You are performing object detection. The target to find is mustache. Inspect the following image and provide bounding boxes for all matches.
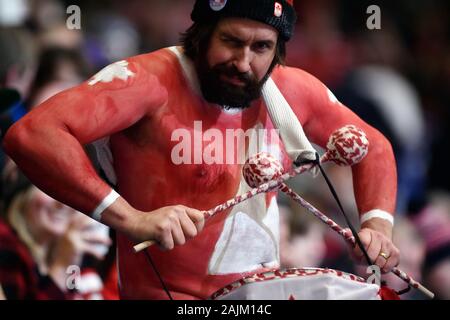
[212,64,256,84]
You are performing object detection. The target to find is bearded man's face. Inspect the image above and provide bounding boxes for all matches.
[196,17,278,109]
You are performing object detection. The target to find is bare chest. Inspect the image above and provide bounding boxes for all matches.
[110,98,270,209]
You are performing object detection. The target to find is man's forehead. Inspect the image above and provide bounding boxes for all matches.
[216,17,278,42]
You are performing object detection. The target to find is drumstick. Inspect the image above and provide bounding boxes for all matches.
[133,125,368,253]
[132,161,317,253]
[243,152,434,299]
[279,184,434,299]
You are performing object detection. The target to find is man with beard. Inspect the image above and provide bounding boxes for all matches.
[4,0,399,299]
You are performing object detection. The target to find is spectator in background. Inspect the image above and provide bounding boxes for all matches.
[424,254,450,300]
[334,22,428,215]
[0,27,37,137]
[0,27,37,100]
[0,27,37,214]
[412,199,450,300]
[26,47,89,108]
[0,178,112,299]
[279,199,326,269]
[83,12,140,68]
[286,0,353,87]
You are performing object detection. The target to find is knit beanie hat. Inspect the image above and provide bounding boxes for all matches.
[191,0,297,41]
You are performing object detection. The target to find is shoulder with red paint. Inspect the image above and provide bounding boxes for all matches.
[121,47,187,88]
[83,47,192,114]
[269,65,341,123]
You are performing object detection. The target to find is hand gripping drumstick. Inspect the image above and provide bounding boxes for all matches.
[133,125,367,252]
[243,152,434,299]
[132,161,317,252]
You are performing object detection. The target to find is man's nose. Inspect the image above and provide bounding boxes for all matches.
[232,47,253,74]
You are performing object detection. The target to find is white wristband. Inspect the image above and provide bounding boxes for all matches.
[91,189,120,222]
[360,209,394,226]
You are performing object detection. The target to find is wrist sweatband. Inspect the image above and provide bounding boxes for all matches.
[360,209,394,226]
[91,189,120,222]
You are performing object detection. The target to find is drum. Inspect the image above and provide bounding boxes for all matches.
[210,268,382,300]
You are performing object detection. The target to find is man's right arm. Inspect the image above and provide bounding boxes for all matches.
[4,56,205,249]
[3,57,167,234]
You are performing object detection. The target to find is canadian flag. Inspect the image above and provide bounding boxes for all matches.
[274,2,283,17]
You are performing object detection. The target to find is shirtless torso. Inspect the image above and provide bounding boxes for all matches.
[4,47,397,299]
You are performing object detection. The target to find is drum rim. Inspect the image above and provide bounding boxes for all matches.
[209,267,367,300]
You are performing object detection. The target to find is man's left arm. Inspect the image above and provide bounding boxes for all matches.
[284,68,399,272]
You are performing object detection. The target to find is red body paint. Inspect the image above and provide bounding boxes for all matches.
[4,48,397,299]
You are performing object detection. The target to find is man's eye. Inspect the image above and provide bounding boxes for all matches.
[222,38,240,47]
[254,42,270,52]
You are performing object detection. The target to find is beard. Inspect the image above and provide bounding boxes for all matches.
[195,56,275,110]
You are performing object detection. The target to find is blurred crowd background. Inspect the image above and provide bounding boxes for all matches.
[0,0,449,300]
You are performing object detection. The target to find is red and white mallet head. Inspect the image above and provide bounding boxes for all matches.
[322,125,369,166]
[243,152,284,188]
